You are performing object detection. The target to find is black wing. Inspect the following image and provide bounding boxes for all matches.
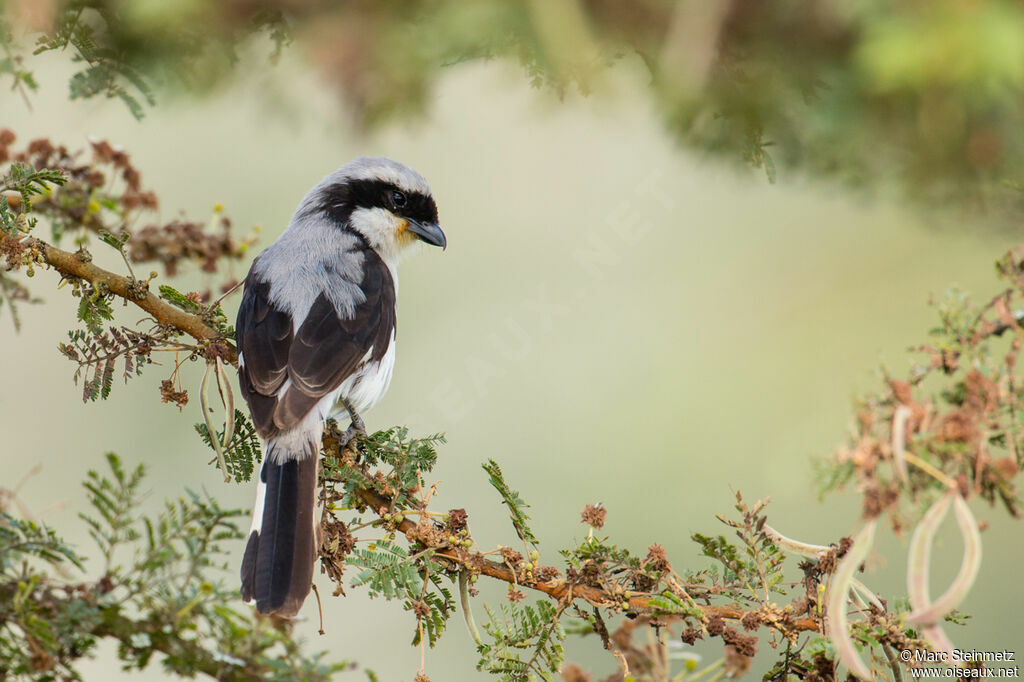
[236,249,396,439]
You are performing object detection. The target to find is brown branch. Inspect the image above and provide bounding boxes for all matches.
[327,438,819,637]
[3,233,236,362]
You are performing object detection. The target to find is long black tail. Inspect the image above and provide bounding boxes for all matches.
[240,455,317,616]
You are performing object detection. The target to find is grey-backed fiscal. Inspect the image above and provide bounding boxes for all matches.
[234,157,446,616]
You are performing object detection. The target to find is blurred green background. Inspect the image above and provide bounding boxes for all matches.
[2,9,1024,679]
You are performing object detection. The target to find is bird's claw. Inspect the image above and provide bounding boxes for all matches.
[338,400,367,450]
[338,422,367,449]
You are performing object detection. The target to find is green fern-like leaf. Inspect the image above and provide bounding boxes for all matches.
[477,600,565,681]
[0,194,17,235]
[77,293,114,335]
[194,410,262,483]
[160,284,232,336]
[646,591,703,619]
[0,513,83,573]
[79,453,146,565]
[37,17,156,120]
[409,583,453,648]
[348,541,454,648]
[482,459,538,546]
[347,541,420,600]
[159,285,203,314]
[1,162,65,235]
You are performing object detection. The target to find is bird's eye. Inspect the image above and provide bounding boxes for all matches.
[390,190,407,209]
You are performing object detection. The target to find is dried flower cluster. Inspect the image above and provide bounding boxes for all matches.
[826,256,1024,527]
[2,129,255,288]
[2,130,244,409]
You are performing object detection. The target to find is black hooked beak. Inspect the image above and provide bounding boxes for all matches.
[406,219,447,250]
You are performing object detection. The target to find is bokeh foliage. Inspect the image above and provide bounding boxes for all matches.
[7,0,1024,216]
[0,454,348,681]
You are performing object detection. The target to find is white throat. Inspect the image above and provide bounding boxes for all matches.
[349,206,410,271]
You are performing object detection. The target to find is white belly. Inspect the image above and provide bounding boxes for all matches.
[331,331,396,418]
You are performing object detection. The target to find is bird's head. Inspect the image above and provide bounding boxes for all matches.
[305,157,445,264]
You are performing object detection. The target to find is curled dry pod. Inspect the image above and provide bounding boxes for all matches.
[763,524,829,557]
[825,520,877,681]
[908,494,982,626]
[765,525,882,609]
[200,360,230,482]
[906,491,953,615]
[214,356,235,449]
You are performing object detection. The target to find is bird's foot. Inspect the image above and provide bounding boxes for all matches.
[338,421,367,450]
[338,400,367,450]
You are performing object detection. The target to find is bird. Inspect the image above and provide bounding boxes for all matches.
[234,157,446,617]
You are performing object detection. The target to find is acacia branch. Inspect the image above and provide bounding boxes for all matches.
[3,233,236,362]
[325,437,819,638]
[9,227,818,639]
